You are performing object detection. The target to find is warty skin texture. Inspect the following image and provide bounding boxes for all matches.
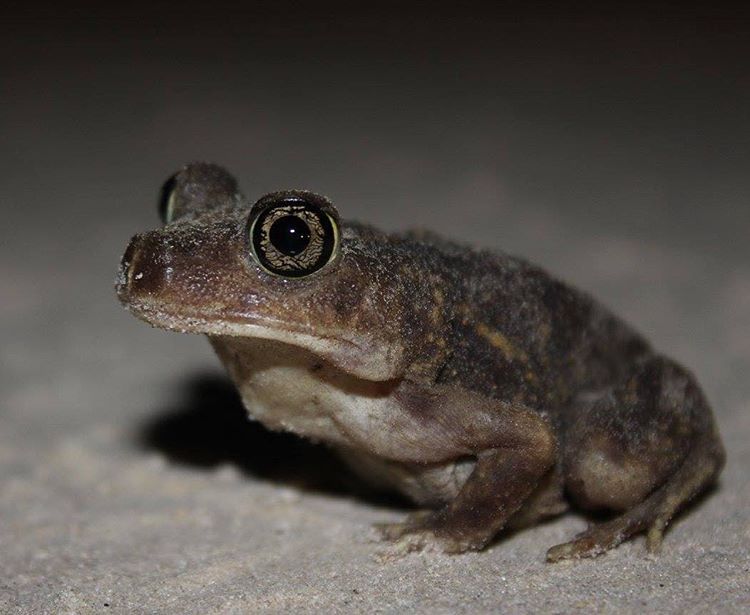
[117,162,725,560]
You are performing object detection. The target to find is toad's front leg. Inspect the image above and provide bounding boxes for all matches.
[375,381,557,554]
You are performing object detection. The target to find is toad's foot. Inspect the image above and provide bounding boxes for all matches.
[545,513,672,562]
[375,512,479,555]
[546,517,634,562]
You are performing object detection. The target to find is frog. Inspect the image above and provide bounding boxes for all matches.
[116,162,725,561]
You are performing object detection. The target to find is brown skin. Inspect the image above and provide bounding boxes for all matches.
[117,162,725,560]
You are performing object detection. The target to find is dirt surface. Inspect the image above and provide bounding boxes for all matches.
[2,6,749,613]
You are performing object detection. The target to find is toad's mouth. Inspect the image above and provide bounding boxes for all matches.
[117,287,402,382]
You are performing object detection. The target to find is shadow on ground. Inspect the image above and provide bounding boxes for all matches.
[138,372,411,510]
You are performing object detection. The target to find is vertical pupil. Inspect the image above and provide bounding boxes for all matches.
[269,215,311,256]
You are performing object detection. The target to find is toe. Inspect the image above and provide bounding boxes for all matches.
[646,523,664,553]
[546,524,624,562]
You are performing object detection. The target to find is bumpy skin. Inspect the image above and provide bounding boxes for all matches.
[117,163,725,560]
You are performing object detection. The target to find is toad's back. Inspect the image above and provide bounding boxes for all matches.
[396,235,652,412]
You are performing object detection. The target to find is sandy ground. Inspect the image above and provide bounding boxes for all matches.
[2,6,749,613]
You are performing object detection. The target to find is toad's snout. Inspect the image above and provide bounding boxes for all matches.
[116,233,172,305]
[115,222,263,327]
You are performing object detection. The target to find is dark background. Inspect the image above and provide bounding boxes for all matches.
[4,3,749,257]
[2,3,749,612]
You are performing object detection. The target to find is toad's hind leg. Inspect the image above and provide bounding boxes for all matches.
[547,355,725,562]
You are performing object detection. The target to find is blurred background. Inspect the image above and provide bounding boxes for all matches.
[2,2,749,612]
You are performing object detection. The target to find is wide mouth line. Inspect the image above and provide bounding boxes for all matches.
[121,295,364,352]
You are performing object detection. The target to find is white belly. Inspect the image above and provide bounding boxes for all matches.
[209,336,399,446]
[208,335,474,504]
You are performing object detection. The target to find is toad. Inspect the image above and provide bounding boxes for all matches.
[116,163,725,561]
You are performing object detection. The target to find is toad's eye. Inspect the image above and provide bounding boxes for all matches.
[249,196,339,277]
